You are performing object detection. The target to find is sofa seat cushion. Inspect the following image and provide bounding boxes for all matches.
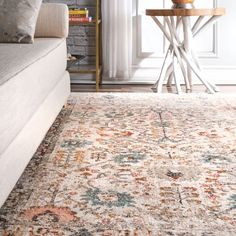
[0,38,66,86]
[0,38,67,155]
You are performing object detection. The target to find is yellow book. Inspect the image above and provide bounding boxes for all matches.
[69,9,88,15]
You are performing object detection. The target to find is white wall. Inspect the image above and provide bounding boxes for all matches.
[131,0,236,85]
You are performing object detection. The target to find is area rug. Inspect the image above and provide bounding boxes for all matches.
[0,93,236,236]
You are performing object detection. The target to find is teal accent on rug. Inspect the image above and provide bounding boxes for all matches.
[0,93,236,235]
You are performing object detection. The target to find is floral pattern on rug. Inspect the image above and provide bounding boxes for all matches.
[0,93,236,236]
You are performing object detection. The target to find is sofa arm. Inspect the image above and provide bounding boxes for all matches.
[35,3,69,38]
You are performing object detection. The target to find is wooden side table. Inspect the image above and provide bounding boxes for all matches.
[146,8,225,94]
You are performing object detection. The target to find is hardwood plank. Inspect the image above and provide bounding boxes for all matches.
[71,84,236,93]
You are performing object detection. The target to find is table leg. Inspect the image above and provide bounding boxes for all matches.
[193,16,221,37]
[166,16,181,87]
[191,49,220,92]
[192,16,204,35]
[179,47,215,94]
[172,53,182,94]
[151,46,172,93]
[150,14,221,94]
[151,16,173,93]
[166,63,174,87]
[182,16,193,90]
[170,16,190,91]
[166,16,188,93]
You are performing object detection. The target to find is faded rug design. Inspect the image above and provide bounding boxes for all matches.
[0,93,236,236]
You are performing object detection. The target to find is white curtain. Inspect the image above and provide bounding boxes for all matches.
[102,0,132,80]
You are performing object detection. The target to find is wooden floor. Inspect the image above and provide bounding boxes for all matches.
[71,83,236,93]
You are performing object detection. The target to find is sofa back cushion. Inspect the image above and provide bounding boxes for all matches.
[0,0,42,43]
[35,3,69,38]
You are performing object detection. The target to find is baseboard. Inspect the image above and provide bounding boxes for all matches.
[70,66,236,85]
[130,66,236,85]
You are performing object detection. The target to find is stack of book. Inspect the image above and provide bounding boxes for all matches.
[69,8,92,23]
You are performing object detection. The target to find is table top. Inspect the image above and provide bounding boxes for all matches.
[146,8,225,16]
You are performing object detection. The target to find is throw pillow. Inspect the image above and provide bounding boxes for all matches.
[0,0,42,43]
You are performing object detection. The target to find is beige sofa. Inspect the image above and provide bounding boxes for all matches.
[0,3,70,207]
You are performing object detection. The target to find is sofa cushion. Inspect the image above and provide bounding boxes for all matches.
[0,38,67,86]
[0,38,67,155]
[35,3,69,38]
[0,0,42,43]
